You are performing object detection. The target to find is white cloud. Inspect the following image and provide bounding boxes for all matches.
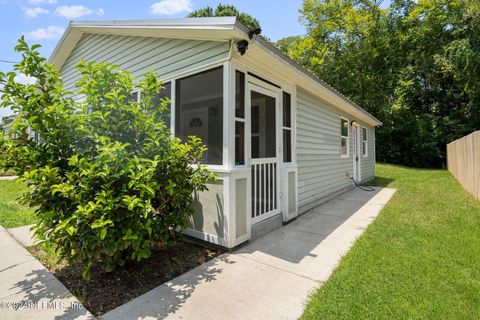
[22,6,49,17]
[27,0,57,4]
[14,73,37,85]
[54,5,105,18]
[54,5,92,18]
[150,0,192,15]
[25,26,65,40]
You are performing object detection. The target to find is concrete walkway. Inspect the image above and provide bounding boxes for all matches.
[0,226,94,320]
[0,176,18,181]
[101,187,396,320]
[7,225,36,248]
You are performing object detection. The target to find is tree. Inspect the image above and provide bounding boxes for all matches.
[287,0,480,167]
[188,4,261,30]
[275,36,303,56]
[0,38,215,279]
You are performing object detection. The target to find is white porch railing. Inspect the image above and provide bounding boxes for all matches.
[251,158,280,223]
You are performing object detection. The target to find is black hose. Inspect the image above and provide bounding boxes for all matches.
[350,177,376,191]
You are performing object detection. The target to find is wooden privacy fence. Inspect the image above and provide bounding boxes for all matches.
[447,131,480,201]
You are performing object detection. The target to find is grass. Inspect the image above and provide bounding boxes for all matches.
[0,169,16,176]
[302,163,480,319]
[0,180,36,228]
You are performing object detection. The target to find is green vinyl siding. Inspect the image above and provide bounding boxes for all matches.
[296,88,376,210]
[60,33,230,96]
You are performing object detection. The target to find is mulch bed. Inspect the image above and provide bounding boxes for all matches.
[31,238,222,316]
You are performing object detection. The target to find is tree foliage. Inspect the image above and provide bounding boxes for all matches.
[0,39,215,278]
[188,4,261,30]
[283,0,480,167]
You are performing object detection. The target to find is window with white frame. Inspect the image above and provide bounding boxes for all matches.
[128,84,171,127]
[362,127,368,156]
[175,67,223,165]
[340,117,349,157]
[282,91,292,163]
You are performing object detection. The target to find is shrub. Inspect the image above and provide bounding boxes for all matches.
[0,38,215,278]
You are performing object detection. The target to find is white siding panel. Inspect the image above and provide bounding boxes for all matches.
[360,124,376,181]
[60,33,230,94]
[296,89,376,209]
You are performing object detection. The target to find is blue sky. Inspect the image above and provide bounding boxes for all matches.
[0,0,306,74]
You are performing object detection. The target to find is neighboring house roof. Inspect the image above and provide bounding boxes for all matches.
[49,17,382,126]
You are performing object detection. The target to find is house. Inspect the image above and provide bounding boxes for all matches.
[50,17,382,249]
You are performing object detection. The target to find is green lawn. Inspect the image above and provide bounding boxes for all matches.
[0,180,36,228]
[302,163,480,319]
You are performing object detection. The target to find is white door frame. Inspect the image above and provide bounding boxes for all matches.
[247,82,282,224]
[352,123,362,182]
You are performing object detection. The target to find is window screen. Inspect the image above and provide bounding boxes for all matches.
[283,92,292,162]
[235,71,245,165]
[175,67,223,165]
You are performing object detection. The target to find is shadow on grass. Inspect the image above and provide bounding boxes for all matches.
[371,176,395,188]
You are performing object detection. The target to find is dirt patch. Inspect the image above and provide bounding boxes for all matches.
[31,238,222,316]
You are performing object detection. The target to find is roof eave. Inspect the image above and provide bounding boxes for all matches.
[48,17,381,127]
[233,20,382,127]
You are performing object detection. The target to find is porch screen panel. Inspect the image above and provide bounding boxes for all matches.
[283,92,292,162]
[251,91,276,159]
[175,67,223,165]
[235,71,245,165]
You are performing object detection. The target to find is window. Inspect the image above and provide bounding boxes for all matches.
[282,92,292,162]
[235,71,245,165]
[128,83,172,128]
[154,82,171,128]
[340,117,349,157]
[362,127,368,157]
[175,67,223,165]
[128,91,140,102]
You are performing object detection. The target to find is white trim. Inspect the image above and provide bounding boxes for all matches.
[248,83,282,225]
[173,64,227,168]
[183,228,229,247]
[352,123,362,182]
[361,126,368,157]
[170,80,176,135]
[161,60,228,86]
[232,55,296,92]
[133,89,141,102]
[280,165,298,222]
[281,90,294,164]
[223,61,231,169]
[292,86,298,164]
[340,116,350,158]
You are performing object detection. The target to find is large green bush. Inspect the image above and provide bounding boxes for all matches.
[0,39,215,278]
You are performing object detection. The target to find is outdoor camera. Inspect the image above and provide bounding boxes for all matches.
[237,40,249,55]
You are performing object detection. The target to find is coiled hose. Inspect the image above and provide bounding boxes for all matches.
[350,177,376,192]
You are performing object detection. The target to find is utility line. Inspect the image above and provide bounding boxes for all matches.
[0,59,18,64]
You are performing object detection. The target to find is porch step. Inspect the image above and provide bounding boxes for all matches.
[251,213,283,241]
